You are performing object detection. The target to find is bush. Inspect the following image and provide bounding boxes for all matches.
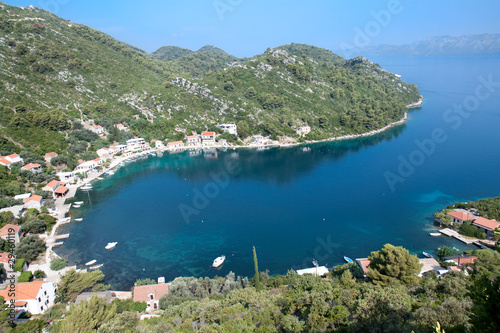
[13,258,25,272]
[34,269,46,278]
[18,271,32,282]
[50,258,67,271]
[15,235,46,262]
[459,221,486,239]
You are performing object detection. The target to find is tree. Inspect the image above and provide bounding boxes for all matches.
[21,219,46,234]
[468,275,500,332]
[251,246,263,290]
[15,235,45,262]
[56,270,109,303]
[437,246,454,259]
[57,295,117,332]
[134,278,156,286]
[367,244,422,285]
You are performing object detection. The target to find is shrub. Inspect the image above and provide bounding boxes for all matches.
[13,258,25,272]
[34,269,46,278]
[18,271,32,282]
[50,258,67,271]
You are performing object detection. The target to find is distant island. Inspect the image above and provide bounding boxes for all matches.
[342,34,500,57]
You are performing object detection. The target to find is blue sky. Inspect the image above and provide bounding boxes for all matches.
[5,0,500,57]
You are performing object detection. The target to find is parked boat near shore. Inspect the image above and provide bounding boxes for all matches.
[85,259,97,266]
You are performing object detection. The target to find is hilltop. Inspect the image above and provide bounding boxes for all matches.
[0,2,420,156]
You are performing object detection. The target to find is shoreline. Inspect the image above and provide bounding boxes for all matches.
[49,97,423,263]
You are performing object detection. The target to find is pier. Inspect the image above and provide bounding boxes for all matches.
[54,233,70,240]
[439,228,475,244]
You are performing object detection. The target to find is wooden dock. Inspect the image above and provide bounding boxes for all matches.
[439,228,475,244]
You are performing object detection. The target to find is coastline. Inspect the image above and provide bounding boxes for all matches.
[48,97,423,261]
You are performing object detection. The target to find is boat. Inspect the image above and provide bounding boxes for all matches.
[108,170,115,175]
[423,252,433,258]
[105,242,118,250]
[75,218,83,222]
[429,232,441,236]
[73,204,80,208]
[80,184,93,191]
[74,201,84,205]
[212,255,226,268]
[85,259,97,266]
[312,259,319,267]
[344,256,353,263]
[89,264,103,270]
[97,177,104,180]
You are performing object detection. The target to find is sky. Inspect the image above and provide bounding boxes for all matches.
[4,0,500,57]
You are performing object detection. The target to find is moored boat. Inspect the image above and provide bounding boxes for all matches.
[74,201,84,205]
[85,259,97,266]
[75,218,83,222]
[344,256,353,263]
[89,264,103,270]
[429,232,441,236]
[423,252,433,258]
[73,204,80,208]
[212,255,226,268]
[80,184,93,191]
[105,242,118,250]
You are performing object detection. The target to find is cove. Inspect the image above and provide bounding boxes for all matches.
[57,55,500,290]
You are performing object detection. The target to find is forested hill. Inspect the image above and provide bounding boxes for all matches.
[0,2,420,154]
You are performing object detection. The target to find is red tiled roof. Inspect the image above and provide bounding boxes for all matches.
[0,158,11,165]
[22,163,41,170]
[0,224,21,237]
[7,154,19,159]
[202,131,215,136]
[25,195,43,203]
[54,186,69,194]
[0,252,13,264]
[151,139,158,142]
[93,158,101,162]
[0,282,43,301]
[13,301,27,307]
[44,152,58,158]
[356,258,371,274]
[168,141,184,146]
[447,211,475,221]
[45,180,59,189]
[133,283,169,302]
[473,217,500,231]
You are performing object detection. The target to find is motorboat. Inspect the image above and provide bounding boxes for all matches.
[105,242,118,250]
[423,252,433,258]
[73,204,80,208]
[429,232,441,236]
[344,256,353,264]
[212,255,226,268]
[89,264,103,270]
[85,259,97,266]
[75,218,83,222]
[74,201,84,205]
[80,184,93,191]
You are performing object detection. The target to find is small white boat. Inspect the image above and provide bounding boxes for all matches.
[108,171,115,175]
[75,218,83,222]
[89,264,103,270]
[73,204,80,208]
[105,242,118,250]
[97,177,104,180]
[429,232,441,236]
[74,201,84,205]
[423,252,433,258]
[212,255,226,268]
[85,259,97,266]
[80,184,93,191]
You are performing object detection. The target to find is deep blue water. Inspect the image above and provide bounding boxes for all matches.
[58,55,500,290]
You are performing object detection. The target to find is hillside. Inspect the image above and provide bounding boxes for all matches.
[0,2,420,155]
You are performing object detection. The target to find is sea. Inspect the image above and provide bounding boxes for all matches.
[57,55,500,290]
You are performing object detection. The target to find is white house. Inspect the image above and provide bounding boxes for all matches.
[0,224,22,244]
[185,135,201,146]
[201,131,216,145]
[296,126,311,136]
[115,123,128,131]
[74,158,102,173]
[0,281,58,315]
[21,163,42,173]
[252,135,269,145]
[90,125,105,135]
[150,139,164,149]
[42,180,60,193]
[0,154,23,168]
[126,138,147,152]
[44,152,58,163]
[218,124,237,135]
[167,141,184,149]
[24,195,44,210]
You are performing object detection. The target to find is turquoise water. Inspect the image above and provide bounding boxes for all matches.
[58,55,500,290]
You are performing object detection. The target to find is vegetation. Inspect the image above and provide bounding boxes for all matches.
[50,258,67,271]
[56,270,109,303]
[13,258,25,272]
[17,271,32,282]
[459,221,486,239]
[15,235,45,262]
[453,196,500,221]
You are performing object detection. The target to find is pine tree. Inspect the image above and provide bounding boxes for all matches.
[251,246,263,290]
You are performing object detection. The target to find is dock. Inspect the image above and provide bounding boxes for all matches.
[439,228,475,244]
[52,242,64,247]
[54,234,70,240]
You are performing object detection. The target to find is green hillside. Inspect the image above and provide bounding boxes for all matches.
[0,2,420,156]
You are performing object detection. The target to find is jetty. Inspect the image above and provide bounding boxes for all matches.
[439,228,475,244]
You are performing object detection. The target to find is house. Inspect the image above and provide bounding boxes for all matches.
[419,258,447,277]
[201,131,216,145]
[0,281,58,315]
[96,148,111,161]
[356,258,371,277]
[75,291,115,305]
[150,139,164,149]
[0,154,23,168]
[44,152,58,163]
[14,193,32,203]
[42,180,60,193]
[0,157,11,167]
[90,125,105,135]
[296,126,311,136]
[296,266,329,276]
[0,253,26,272]
[218,124,237,135]
[167,141,184,149]
[115,123,128,131]
[252,135,269,145]
[126,138,147,152]
[185,135,201,146]
[21,163,42,173]
[0,224,23,244]
[443,255,478,266]
[75,159,102,173]
[472,217,500,238]
[24,195,44,210]
[447,211,476,224]
[133,283,170,312]
[54,186,69,198]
